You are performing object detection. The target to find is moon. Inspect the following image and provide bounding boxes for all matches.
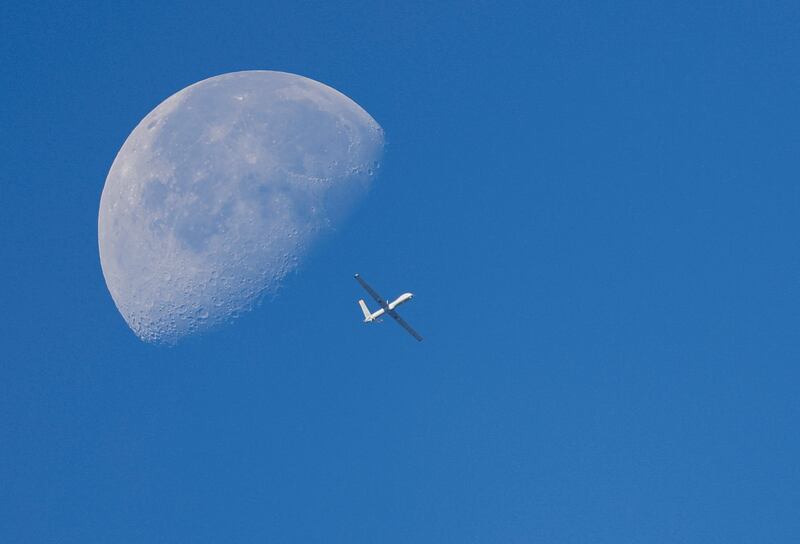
[98,71,384,344]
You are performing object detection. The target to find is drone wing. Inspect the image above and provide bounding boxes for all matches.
[354,274,388,309]
[388,310,424,342]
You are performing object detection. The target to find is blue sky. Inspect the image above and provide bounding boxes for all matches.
[2,1,799,542]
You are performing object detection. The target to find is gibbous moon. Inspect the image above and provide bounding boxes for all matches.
[98,71,384,344]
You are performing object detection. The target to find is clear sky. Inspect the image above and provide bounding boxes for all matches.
[2,2,799,542]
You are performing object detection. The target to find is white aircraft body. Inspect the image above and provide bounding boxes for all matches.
[355,274,423,342]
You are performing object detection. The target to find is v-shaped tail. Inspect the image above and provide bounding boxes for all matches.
[358,299,372,320]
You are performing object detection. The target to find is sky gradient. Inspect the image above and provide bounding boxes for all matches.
[2,2,799,542]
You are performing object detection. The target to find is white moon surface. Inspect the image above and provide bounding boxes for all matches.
[98,71,383,344]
